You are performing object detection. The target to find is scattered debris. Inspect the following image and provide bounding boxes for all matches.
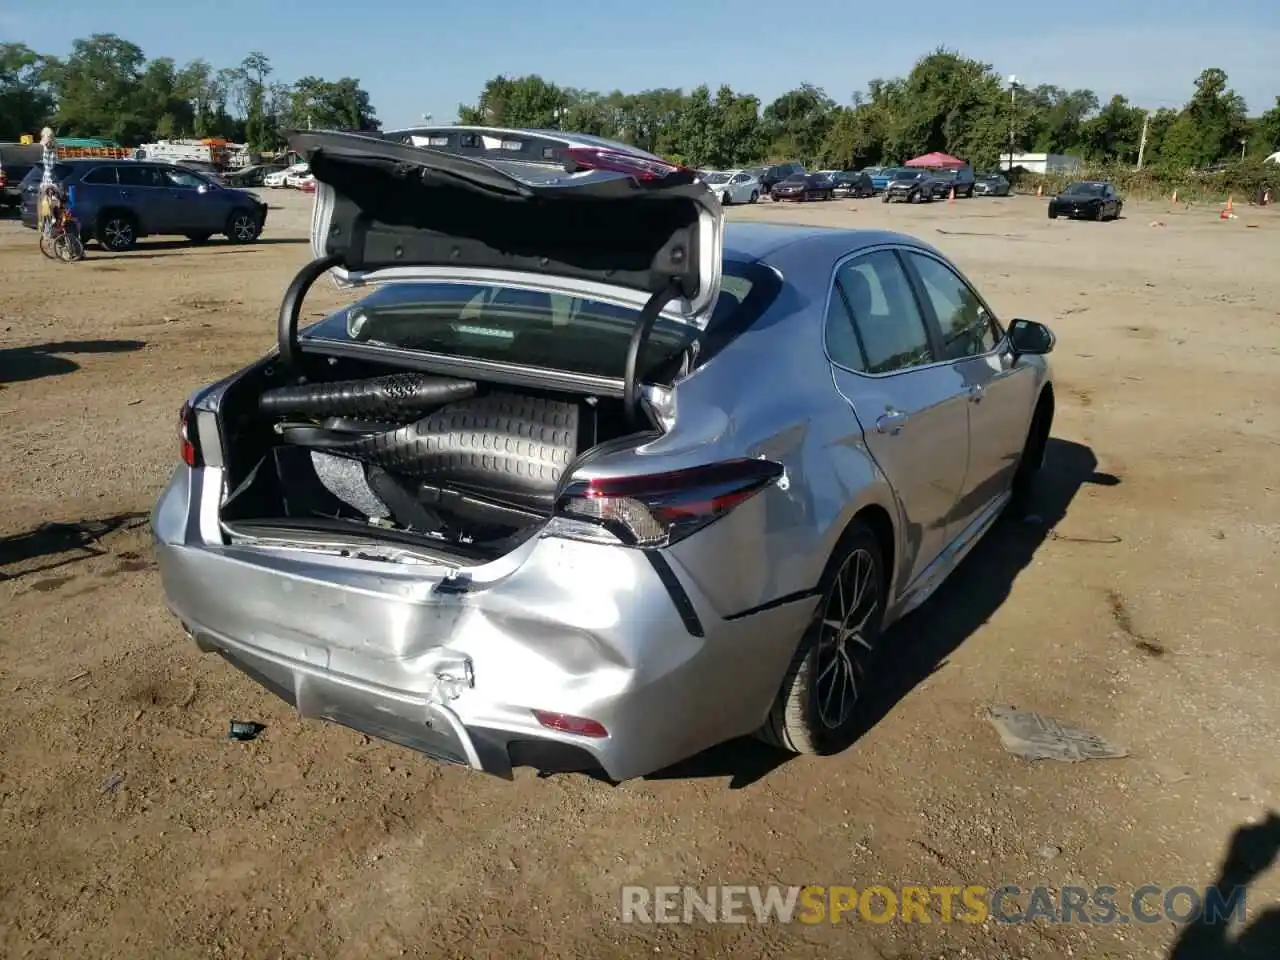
[987,705,1128,762]
[1039,844,1062,859]
[100,772,125,795]
[228,720,266,742]
[66,670,89,683]
[1149,221,1166,228]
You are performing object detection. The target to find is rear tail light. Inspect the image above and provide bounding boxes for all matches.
[555,458,783,547]
[178,400,202,468]
[562,147,693,184]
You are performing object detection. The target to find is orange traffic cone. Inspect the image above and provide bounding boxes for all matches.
[948,186,956,204]
[1220,195,1234,220]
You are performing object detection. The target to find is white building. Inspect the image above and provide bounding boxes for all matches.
[1000,152,1083,175]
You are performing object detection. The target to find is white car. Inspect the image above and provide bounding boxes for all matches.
[265,162,308,188]
[285,171,315,189]
[701,169,761,205]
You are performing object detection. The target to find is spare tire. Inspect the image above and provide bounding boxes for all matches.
[315,393,581,509]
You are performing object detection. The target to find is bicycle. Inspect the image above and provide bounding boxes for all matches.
[39,205,86,263]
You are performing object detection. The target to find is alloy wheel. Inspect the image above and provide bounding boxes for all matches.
[231,213,258,241]
[814,547,879,730]
[104,219,133,250]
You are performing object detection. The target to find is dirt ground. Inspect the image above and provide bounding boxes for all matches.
[1,188,1277,960]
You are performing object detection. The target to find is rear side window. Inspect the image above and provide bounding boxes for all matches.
[827,251,935,374]
[21,163,73,186]
[306,261,778,378]
[81,166,118,185]
[117,165,164,188]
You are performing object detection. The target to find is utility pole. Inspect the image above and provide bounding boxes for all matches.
[1136,111,1150,170]
[1008,75,1017,172]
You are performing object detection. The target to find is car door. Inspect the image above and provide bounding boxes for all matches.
[115,164,169,233]
[825,248,971,591]
[158,166,223,234]
[730,173,751,202]
[902,250,1038,533]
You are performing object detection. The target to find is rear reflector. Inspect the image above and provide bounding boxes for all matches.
[533,710,608,738]
[556,458,783,548]
[178,400,202,468]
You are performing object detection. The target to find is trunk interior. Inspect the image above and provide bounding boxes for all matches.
[215,352,654,561]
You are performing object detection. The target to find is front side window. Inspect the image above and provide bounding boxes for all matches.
[906,253,999,360]
[161,168,208,189]
[826,250,935,374]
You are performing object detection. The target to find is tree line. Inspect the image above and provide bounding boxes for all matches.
[4,36,1278,176]
[458,53,1279,174]
[0,35,378,150]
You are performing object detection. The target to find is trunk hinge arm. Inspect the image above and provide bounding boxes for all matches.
[623,279,684,430]
[277,254,344,381]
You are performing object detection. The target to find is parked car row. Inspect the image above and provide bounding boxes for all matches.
[697,160,1017,205]
[263,161,314,189]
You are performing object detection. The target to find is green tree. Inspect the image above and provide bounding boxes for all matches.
[1251,97,1280,155]
[289,76,378,131]
[762,84,835,164]
[0,43,56,138]
[1080,95,1146,163]
[48,34,149,142]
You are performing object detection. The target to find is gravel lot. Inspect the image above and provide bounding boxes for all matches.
[1,189,1278,959]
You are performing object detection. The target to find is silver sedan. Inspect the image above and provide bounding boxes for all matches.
[154,129,1055,781]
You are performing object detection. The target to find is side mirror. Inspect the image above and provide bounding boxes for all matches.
[1008,318,1055,356]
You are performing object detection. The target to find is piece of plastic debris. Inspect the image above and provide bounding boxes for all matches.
[1039,845,1062,859]
[101,772,125,795]
[228,720,266,742]
[1149,221,1165,227]
[987,705,1128,762]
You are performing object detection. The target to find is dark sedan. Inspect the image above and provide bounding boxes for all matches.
[771,173,834,202]
[973,172,1011,196]
[832,170,875,198]
[1048,181,1123,220]
[882,169,939,203]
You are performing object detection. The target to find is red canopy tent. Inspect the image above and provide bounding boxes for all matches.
[904,151,965,169]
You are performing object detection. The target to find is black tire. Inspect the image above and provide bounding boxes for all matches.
[306,392,580,501]
[187,232,212,244]
[97,211,137,251]
[749,191,759,204]
[225,209,261,243]
[1094,204,1106,222]
[882,193,891,203]
[721,191,732,206]
[1010,395,1053,511]
[909,190,922,204]
[1048,208,1058,220]
[757,521,887,755]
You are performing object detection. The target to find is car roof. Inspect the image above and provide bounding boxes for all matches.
[723,222,927,262]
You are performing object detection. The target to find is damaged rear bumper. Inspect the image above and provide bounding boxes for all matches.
[153,466,817,781]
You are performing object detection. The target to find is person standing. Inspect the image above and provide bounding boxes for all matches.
[38,127,58,238]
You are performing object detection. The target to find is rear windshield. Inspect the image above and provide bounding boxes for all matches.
[20,163,73,185]
[303,262,779,378]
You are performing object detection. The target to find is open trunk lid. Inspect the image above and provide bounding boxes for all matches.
[291,130,724,328]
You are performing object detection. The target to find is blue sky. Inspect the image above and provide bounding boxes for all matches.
[5,0,1277,128]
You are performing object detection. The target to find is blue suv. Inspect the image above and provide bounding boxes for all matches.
[20,159,268,250]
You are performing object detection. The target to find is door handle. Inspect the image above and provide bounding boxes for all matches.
[876,409,909,435]
[967,384,985,403]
